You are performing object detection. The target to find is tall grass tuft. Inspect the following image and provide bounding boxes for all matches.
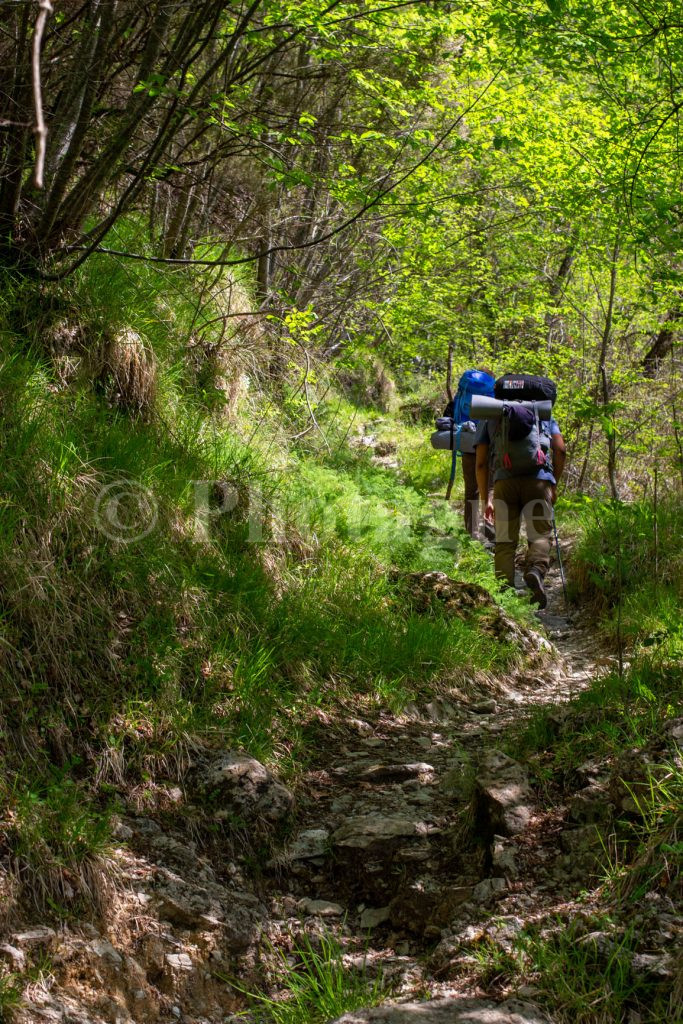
[235,932,388,1024]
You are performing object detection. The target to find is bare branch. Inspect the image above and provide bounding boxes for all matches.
[31,0,53,189]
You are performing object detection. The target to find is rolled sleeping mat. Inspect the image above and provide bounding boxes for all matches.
[431,431,455,450]
[470,395,552,420]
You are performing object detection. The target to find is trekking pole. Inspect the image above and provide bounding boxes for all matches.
[551,511,569,613]
[445,445,457,500]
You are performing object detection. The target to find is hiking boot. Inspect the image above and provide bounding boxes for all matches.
[524,567,547,609]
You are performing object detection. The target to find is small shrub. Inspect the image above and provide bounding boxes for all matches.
[620,760,683,901]
[0,972,23,1017]
[93,327,157,417]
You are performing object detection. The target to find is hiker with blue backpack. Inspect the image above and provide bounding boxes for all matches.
[431,369,496,539]
[473,374,566,608]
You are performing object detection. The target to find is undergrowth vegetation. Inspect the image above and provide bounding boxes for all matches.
[515,663,681,898]
[520,921,673,1024]
[451,907,677,1024]
[494,500,683,1024]
[570,496,683,653]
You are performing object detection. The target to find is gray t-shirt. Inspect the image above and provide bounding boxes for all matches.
[474,417,561,484]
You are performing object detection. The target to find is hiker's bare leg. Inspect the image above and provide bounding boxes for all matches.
[484,487,495,544]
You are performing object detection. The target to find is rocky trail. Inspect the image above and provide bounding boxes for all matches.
[248,564,607,1024]
[8,554,661,1024]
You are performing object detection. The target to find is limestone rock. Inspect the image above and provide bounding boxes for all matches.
[149,833,212,878]
[356,763,434,784]
[219,890,266,950]
[328,996,553,1023]
[348,718,374,736]
[10,926,56,948]
[359,906,391,929]
[274,828,330,864]
[165,951,193,972]
[472,877,507,902]
[473,699,497,715]
[88,938,123,968]
[332,815,439,850]
[568,785,612,824]
[664,717,683,748]
[197,752,294,825]
[475,751,534,837]
[630,952,674,979]
[0,942,26,969]
[492,835,519,878]
[154,877,265,949]
[300,899,344,917]
[131,815,162,836]
[484,916,525,954]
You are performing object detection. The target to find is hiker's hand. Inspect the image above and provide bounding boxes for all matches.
[550,485,557,505]
[484,501,495,523]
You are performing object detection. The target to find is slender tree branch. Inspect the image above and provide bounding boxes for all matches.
[47,68,503,277]
[30,0,53,189]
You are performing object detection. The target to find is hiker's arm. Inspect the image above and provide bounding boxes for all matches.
[476,443,493,519]
[551,432,566,501]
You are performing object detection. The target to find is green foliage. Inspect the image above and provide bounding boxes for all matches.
[571,497,683,649]
[460,915,675,1024]
[618,760,683,903]
[514,663,680,786]
[4,774,112,868]
[0,771,113,914]
[0,973,23,1017]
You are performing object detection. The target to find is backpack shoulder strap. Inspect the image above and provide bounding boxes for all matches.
[501,407,512,470]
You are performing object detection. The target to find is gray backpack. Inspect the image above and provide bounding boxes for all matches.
[491,403,553,476]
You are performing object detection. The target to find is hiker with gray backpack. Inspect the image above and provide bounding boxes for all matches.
[473,374,566,608]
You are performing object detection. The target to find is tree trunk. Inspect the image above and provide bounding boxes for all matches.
[0,6,31,248]
[545,236,576,348]
[598,238,620,500]
[643,309,681,377]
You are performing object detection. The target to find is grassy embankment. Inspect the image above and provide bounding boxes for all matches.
[0,227,529,929]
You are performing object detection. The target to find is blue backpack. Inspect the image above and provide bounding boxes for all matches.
[439,370,495,499]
